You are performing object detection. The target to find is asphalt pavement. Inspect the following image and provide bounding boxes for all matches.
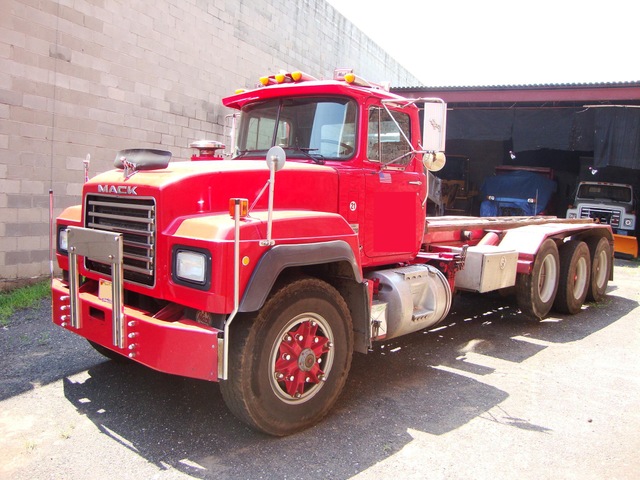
[1,259,638,480]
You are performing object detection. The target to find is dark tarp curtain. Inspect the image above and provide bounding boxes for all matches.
[512,108,595,152]
[447,110,514,141]
[448,108,595,151]
[512,109,576,151]
[594,107,640,169]
[446,106,640,169]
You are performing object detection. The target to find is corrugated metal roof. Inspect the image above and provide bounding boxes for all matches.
[391,81,640,105]
[394,80,640,91]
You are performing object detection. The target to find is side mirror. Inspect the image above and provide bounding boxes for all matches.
[422,99,447,152]
[266,145,286,172]
[263,146,286,246]
[423,152,446,172]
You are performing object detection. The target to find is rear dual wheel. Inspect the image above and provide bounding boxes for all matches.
[585,236,611,302]
[220,278,353,436]
[553,240,591,314]
[517,237,609,319]
[516,239,560,319]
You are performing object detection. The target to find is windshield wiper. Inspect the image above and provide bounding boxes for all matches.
[289,146,325,165]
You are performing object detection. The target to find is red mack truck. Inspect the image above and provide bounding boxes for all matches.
[52,69,614,436]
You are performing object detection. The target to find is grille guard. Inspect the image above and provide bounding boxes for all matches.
[67,226,126,348]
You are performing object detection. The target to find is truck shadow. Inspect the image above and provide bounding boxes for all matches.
[61,286,638,479]
[0,298,104,402]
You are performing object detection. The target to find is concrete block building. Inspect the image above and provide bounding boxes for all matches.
[0,0,421,289]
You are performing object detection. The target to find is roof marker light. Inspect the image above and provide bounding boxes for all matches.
[259,76,270,86]
[275,73,286,83]
[291,71,302,81]
[344,73,355,84]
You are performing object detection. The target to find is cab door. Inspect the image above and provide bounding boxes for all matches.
[363,105,425,263]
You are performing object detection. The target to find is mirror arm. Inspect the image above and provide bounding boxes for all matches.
[381,102,412,148]
[382,149,416,167]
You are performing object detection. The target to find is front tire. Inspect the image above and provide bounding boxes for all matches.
[87,340,131,363]
[553,240,591,314]
[220,278,353,436]
[516,238,560,319]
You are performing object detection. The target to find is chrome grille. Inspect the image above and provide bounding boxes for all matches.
[579,206,621,227]
[85,194,156,286]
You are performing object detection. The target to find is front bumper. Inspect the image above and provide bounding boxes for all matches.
[52,278,221,381]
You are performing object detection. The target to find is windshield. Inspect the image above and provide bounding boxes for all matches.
[234,97,357,161]
[577,184,632,203]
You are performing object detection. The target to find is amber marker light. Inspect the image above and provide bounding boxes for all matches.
[259,76,270,86]
[275,73,286,83]
[344,73,355,84]
[235,88,245,94]
[291,71,302,81]
[229,198,249,218]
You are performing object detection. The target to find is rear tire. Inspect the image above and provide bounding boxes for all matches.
[516,239,560,319]
[220,278,353,436]
[585,236,611,302]
[553,240,591,314]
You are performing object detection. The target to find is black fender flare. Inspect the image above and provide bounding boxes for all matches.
[239,240,362,313]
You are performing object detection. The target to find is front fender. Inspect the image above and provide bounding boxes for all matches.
[240,240,362,312]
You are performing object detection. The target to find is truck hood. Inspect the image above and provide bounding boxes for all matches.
[87,159,333,189]
[83,159,340,224]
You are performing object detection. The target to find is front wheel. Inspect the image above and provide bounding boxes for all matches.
[220,278,353,436]
[87,340,131,363]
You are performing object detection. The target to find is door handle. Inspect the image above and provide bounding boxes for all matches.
[408,180,422,186]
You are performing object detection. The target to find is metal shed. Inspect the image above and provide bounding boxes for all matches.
[393,82,640,228]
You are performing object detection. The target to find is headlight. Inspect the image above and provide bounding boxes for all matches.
[172,246,211,289]
[58,226,68,254]
[177,251,206,282]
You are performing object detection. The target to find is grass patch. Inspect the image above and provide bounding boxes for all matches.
[0,280,51,326]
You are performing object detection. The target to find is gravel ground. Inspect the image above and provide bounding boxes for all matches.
[1,259,639,480]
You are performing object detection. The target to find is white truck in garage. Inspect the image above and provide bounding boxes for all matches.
[567,181,638,258]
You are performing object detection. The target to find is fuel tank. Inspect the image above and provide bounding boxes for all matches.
[367,264,452,340]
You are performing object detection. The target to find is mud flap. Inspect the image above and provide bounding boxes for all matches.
[613,233,638,259]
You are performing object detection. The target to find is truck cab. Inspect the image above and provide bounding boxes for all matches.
[480,166,556,217]
[222,71,444,266]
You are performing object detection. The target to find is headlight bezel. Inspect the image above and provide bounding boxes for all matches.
[172,245,212,290]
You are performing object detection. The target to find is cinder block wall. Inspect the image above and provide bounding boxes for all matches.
[0,0,421,289]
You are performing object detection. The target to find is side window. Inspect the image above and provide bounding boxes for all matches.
[367,107,412,165]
